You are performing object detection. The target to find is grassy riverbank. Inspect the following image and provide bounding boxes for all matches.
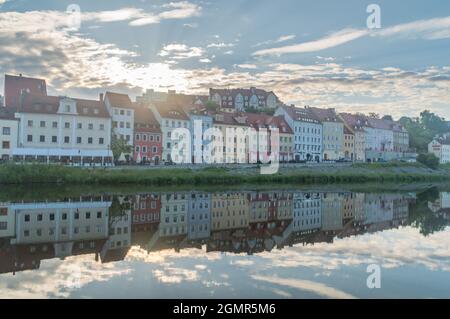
[0,162,449,186]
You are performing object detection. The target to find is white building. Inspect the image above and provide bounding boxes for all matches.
[0,107,18,161]
[187,192,211,240]
[10,199,111,247]
[292,192,322,232]
[309,108,344,161]
[429,138,450,164]
[13,94,113,165]
[104,92,135,147]
[275,105,322,162]
[151,101,191,163]
[0,203,15,239]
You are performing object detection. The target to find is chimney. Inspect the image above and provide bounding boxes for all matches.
[99,93,104,102]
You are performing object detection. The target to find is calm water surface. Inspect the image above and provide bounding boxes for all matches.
[0,185,449,298]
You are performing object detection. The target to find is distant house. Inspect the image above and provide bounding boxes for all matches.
[429,137,450,164]
[4,74,47,108]
[339,113,366,162]
[136,89,208,106]
[209,87,280,112]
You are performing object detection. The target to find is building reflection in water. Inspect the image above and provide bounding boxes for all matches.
[0,189,449,275]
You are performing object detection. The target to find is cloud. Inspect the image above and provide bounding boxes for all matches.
[276,34,296,43]
[253,29,368,56]
[253,16,450,56]
[207,42,234,49]
[252,275,356,299]
[159,1,202,20]
[235,64,258,69]
[159,43,204,59]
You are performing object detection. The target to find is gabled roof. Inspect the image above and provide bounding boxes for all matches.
[4,74,47,107]
[152,101,190,121]
[367,117,394,131]
[339,113,367,131]
[19,93,110,118]
[105,91,133,109]
[280,104,320,124]
[309,107,342,123]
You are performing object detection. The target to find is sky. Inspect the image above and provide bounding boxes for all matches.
[0,0,449,119]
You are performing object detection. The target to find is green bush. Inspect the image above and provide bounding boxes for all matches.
[417,153,440,169]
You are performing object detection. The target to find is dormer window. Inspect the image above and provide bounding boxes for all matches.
[65,105,71,112]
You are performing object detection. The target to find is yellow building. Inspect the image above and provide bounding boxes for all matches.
[211,192,249,231]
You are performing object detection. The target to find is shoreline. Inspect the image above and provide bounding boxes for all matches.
[0,162,449,186]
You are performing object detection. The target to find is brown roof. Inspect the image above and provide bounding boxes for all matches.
[4,74,47,107]
[152,101,190,121]
[245,113,293,134]
[132,102,161,133]
[367,117,394,130]
[212,111,249,127]
[105,91,133,109]
[344,126,354,135]
[280,104,320,123]
[20,93,110,118]
[309,107,342,123]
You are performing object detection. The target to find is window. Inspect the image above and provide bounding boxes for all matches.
[99,124,105,131]
[88,123,93,130]
[40,135,45,143]
[74,212,79,219]
[2,141,10,149]
[62,213,67,220]
[64,136,70,144]
[24,214,30,222]
[27,120,33,127]
[127,110,131,116]
[2,127,10,135]
[77,137,82,144]
[88,137,93,144]
[86,212,91,219]
[99,138,104,145]
[40,121,46,128]
[0,222,7,230]
[65,122,70,129]
[37,214,43,221]
[65,105,71,112]
[120,110,125,115]
[52,136,57,143]
[126,122,131,129]
[27,135,33,142]
[77,123,82,129]
[50,213,55,221]
[52,121,58,128]
[97,211,102,218]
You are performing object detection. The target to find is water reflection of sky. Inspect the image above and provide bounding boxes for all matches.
[1,188,450,298]
[1,226,449,299]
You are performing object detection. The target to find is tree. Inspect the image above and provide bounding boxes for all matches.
[111,136,132,160]
[205,101,219,111]
[417,153,440,169]
[382,115,393,121]
[369,112,380,119]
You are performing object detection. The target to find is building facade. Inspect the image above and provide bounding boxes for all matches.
[133,103,162,164]
[13,94,113,165]
[275,105,322,162]
[429,138,450,164]
[310,107,344,161]
[150,102,191,163]
[104,92,135,147]
[0,107,18,161]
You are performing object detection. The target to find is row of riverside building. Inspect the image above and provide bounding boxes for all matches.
[0,74,415,166]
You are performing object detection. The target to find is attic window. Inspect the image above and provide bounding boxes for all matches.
[65,105,71,112]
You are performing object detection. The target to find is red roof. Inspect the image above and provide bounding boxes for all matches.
[245,113,293,134]
[20,93,110,118]
[105,91,133,109]
[4,74,47,107]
